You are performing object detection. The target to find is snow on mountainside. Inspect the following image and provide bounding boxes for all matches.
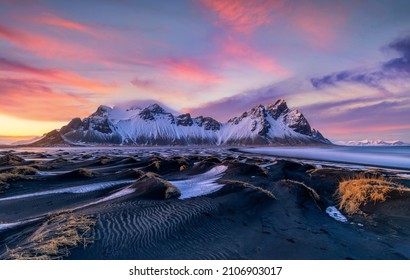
[220,99,328,145]
[335,140,409,146]
[30,99,331,146]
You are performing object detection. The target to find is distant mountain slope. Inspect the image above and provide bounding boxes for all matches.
[11,135,45,145]
[30,99,331,146]
[335,139,408,146]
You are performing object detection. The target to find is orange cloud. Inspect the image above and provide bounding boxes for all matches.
[166,59,222,84]
[201,0,286,33]
[0,78,95,121]
[0,58,113,92]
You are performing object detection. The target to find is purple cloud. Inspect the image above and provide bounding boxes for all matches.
[311,34,410,90]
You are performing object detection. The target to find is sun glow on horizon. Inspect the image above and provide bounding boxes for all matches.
[0,114,65,137]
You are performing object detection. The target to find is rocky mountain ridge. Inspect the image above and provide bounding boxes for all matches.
[30,99,331,146]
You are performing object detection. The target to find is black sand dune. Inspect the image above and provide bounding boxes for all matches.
[0,148,409,260]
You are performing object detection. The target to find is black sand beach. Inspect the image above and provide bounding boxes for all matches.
[0,147,409,260]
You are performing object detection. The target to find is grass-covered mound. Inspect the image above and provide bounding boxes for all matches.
[4,212,96,260]
[336,176,405,215]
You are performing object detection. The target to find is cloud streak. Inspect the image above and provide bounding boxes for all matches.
[0,57,113,92]
[383,35,410,73]
[165,58,222,84]
[25,14,94,33]
[201,0,286,33]
[0,78,95,121]
[310,34,410,90]
[220,35,291,76]
[185,79,299,121]
[289,2,346,50]
[200,0,346,49]
[0,24,98,62]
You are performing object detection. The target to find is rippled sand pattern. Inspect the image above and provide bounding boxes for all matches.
[77,198,239,259]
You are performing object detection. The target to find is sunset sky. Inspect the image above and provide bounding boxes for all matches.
[1,0,410,143]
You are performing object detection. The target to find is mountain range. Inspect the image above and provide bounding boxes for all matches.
[30,99,331,146]
[335,140,409,146]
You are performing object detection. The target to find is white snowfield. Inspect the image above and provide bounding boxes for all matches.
[326,206,348,223]
[170,165,228,199]
[0,180,135,202]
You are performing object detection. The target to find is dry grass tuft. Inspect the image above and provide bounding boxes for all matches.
[144,172,159,178]
[77,168,95,178]
[220,179,276,199]
[153,160,161,171]
[0,172,24,182]
[336,175,404,215]
[99,156,110,165]
[0,154,25,165]
[0,166,38,192]
[281,179,321,201]
[10,166,38,175]
[0,180,10,193]
[4,212,96,260]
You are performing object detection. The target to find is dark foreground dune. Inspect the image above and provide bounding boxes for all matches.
[0,147,409,260]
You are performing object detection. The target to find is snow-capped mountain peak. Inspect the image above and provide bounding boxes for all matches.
[267,98,289,120]
[32,99,331,146]
[146,103,166,114]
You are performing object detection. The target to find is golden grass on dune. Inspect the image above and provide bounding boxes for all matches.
[76,168,95,178]
[280,179,322,210]
[0,166,38,193]
[99,156,110,165]
[5,212,96,260]
[220,179,276,199]
[281,179,321,201]
[10,166,38,175]
[336,175,405,215]
[0,173,24,193]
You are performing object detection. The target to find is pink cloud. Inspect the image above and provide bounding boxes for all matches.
[200,0,346,50]
[21,13,118,40]
[165,58,222,84]
[220,35,291,76]
[27,14,92,33]
[201,0,286,33]
[290,3,346,50]
[0,78,96,121]
[129,76,209,108]
[0,24,100,62]
[0,57,114,92]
